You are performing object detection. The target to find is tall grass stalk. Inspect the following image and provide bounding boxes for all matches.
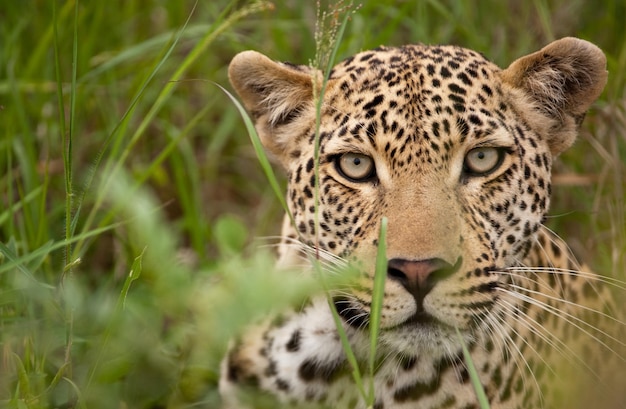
[309,2,378,404]
[456,327,490,408]
[311,1,355,253]
[52,0,79,388]
[217,84,294,226]
[367,217,388,404]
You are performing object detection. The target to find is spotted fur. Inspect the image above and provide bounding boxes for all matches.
[220,38,623,408]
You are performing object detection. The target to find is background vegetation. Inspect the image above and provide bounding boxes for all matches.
[1,0,624,408]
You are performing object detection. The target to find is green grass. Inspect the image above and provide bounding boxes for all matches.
[1,0,625,408]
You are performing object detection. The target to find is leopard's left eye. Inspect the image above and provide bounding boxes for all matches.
[464,147,504,175]
[336,152,375,182]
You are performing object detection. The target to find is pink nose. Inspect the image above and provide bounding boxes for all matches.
[387,258,460,302]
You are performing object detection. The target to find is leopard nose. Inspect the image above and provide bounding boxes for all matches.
[387,257,461,300]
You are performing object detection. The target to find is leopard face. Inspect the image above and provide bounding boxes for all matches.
[230,38,605,351]
[223,38,611,408]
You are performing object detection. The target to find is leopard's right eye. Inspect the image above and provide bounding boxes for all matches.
[335,153,376,182]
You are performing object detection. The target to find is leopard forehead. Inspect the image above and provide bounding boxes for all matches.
[329,43,497,107]
[316,44,510,172]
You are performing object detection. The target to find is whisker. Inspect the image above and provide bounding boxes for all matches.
[497,288,626,361]
[487,306,546,407]
[505,266,626,290]
[531,235,568,297]
[496,298,563,375]
[507,282,626,328]
[499,267,623,328]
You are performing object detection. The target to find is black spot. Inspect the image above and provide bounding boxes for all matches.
[264,359,278,376]
[306,158,314,173]
[457,72,473,86]
[447,59,460,69]
[226,348,260,387]
[398,355,418,371]
[363,94,384,110]
[459,365,470,383]
[298,358,344,383]
[449,94,465,104]
[468,114,482,126]
[275,378,290,391]
[449,83,466,95]
[286,329,301,352]
[453,103,466,113]
[303,185,313,199]
[440,66,452,78]
[226,358,241,382]
[393,377,440,402]
[294,165,302,184]
[298,222,306,234]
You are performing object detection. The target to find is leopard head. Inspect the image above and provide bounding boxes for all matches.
[228,38,607,356]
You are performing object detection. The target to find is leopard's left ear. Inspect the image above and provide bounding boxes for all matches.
[501,37,607,156]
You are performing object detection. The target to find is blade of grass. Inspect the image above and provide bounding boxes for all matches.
[56,0,77,278]
[0,240,55,286]
[531,0,555,41]
[79,24,216,84]
[54,0,80,390]
[216,83,293,225]
[0,186,43,226]
[455,327,490,409]
[326,293,368,401]
[367,216,387,404]
[23,0,74,77]
[0,223,120,276]
[62,377,87,409]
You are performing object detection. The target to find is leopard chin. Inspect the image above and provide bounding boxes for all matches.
[377,322,465,359]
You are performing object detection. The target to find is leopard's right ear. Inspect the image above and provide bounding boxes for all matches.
[228,51,320,161]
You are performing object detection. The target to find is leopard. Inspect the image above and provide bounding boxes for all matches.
[219,37,624,409]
